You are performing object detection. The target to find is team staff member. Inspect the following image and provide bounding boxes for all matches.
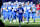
[36,3,39,17]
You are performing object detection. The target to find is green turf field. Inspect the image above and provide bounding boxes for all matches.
[0,17,40,26]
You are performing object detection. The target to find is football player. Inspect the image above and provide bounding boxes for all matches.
[12,3,17,23]
[26,1,32,24]
[5,2,8,21]
[30,2,33,19]
[32,4,36,23]
[6,2,12,23]
[22,4,27,23]
[1,3,6,22]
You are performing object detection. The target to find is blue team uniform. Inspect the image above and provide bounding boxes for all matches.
[1,5,7,20]
[17,7,24,23]
[30,4,33,18]
[32,7,36,22]
[12,5,17,20]
[5,5,8,19]
[22,6,27,18]
[16,5,19,18]
[26,5,31,21]
[7,5,12,21]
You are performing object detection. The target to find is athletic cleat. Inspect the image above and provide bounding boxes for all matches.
[27,22,28,24]
[34,21,35,23]
[10,21,11,23]
[23,21,24,23]
[19,23,21,27]
[6,19,7,21]
[32,18,33,19]
[17,19,18,21]
[4,20,5,22]
[8,20,9,21]
[13,20,14,22]
[14,20,16,23]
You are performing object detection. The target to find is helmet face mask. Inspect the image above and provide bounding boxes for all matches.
[19,5,21,8]
[3,3,5,6]
[33,4,35,8]
[14,4,16,6]
[5,2,8,6]
[8,1,11,5]
[23,4,25,6]
[14,2,16,6]
[28,2,29,5]
[11,3,14,5]
[31,2,33,5]
[8,3,11,5]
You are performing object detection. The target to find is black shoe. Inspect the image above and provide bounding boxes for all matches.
[34,21,35,23]
[27,22,28,24]
[19,23,21,27]
[32,18,33,19]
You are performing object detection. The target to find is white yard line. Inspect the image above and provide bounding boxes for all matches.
[17,21,40,22]
[24,21,40,22]
[4,22,40,24]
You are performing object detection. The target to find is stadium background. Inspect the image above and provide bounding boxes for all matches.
[0,0,40,27]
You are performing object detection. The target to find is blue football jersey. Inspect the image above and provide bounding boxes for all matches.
[7,5,12,12]
[1,5,6,12]
[12,5,16,12]
[22,6,26,13]
[26,5,31,12]
[17,7,24,14]
[32,7,36,12]
[30,3,33,7]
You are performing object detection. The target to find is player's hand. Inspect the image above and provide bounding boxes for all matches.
[6,10,8,11]
[32,12,33,13]
[12,10,13,12]
[1,11,2,12]
[29,10,31,12]
[17,12,19,13]
[15,9,16,11]
[12,9,13,11]
[17,13,18,15]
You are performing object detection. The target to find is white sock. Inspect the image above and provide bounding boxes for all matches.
[17,18,18,21]
[4,20,5,22]
[23,21,24,23]
[10,21,11,23]
[14,20,16,23]
[13,20,14,22]
[6,19,7,21]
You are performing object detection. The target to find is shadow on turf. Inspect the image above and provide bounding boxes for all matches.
[6,26,40,27]
[0,20,5,27]
[0,19,40,27]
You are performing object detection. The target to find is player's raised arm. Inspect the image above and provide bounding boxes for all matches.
[22,8,24,13]
[5,7,7,10]
[17,9,19,13]
[35,7,37,12]
[12,7,13,11]
[31,7,32,12]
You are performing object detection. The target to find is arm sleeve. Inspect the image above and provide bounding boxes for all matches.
[17,9,19,12]
[35,7,36,10]
[22,8,24,13]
